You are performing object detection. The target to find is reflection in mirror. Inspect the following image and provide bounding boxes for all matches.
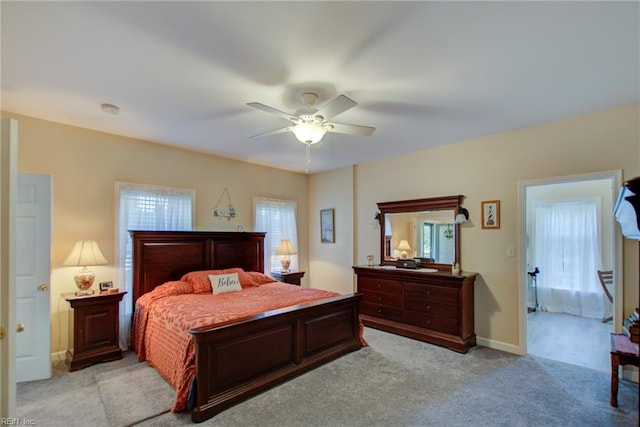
[377,195,463,270]
[384,210,455,264]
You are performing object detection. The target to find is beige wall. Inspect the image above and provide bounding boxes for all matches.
[3,113,309,354]
[343,104,639,351]
[308,166,356,294]
[4,103,639,356]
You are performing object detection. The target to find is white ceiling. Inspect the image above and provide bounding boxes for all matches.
[2,1,638,174]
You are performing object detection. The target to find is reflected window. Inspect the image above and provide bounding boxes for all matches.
[419,222,434,259]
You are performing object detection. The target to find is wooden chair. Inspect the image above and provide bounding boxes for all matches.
[598,270,614,323]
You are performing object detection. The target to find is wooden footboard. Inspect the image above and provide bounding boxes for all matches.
[189,293,362,423]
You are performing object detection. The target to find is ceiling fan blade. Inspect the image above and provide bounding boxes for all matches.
[248,126,293,139]
[246,102,298,122]
[328,122,376,137]
[315,95,357,120]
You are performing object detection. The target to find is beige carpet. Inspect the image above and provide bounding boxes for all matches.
[17,328,639,426]
[96,363,174,427]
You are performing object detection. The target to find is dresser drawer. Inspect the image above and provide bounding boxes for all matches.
[404,300,458,319]
[358,277,402,294]
[404,282,459,304]
[404,311,459,336]
[361,290,403,308]
[361,302,403,322]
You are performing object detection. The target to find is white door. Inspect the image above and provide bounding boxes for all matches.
[16,174,51,382]
[1,118,18,417]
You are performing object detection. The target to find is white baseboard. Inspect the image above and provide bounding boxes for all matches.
[50,350,66,361]
[476,336,522,355]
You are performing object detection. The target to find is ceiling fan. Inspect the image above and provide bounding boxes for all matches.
[246,92,376,145]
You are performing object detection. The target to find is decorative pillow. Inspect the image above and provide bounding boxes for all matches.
[209,272,242,295]
[181,268,257,293]
[246,271,277,285]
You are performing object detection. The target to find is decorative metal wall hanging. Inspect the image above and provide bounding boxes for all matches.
[213,187,236,220]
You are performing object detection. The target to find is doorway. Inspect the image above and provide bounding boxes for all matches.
[519,170,622,371]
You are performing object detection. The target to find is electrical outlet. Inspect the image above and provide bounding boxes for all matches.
[506,247,515,257]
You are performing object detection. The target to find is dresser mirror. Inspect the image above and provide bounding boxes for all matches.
[377,195,463,269]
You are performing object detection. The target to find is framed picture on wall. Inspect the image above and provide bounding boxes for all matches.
[481,200,500,229]
[320,208,335,243]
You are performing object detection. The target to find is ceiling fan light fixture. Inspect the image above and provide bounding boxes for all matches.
[292,123,326,144]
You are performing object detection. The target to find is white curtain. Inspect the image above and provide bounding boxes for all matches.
[532,200,607,318]
[253,197,298,273]
[115,182,194,349]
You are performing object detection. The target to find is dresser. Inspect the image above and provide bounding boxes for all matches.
[353,266,477,353]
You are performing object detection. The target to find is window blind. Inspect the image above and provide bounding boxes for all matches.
[115,182,194,348]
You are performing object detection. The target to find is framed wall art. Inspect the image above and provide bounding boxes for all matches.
[320,208,335,243]
[481,200,500,229]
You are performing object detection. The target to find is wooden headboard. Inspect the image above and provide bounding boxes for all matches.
[130,231,266,305]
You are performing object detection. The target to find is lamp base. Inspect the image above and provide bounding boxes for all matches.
[74,267,95,296]
[280,257,291,273]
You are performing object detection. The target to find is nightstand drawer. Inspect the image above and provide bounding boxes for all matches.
[358,277,402,294]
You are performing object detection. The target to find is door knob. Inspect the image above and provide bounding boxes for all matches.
[16,323,25,333]
[37,283,48,291]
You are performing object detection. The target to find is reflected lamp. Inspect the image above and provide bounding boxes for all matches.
[397,240,412,259]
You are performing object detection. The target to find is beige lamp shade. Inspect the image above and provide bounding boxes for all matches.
[63,240,108,295]
[397,240,411,259]
[275,239,297,272]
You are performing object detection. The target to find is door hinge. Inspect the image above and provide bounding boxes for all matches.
[0,326,5,340]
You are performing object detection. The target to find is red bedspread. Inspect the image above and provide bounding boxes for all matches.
[133,277,344,412]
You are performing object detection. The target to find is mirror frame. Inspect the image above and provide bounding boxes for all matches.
[377,195,463,270]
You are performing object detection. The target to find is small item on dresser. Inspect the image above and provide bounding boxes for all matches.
[366,254,375,266]
[99,281,113,293]
[107,288,120,294]
[396,259,418,269]
[452,262,461,275]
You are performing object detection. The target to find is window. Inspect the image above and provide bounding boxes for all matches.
[115,182,194,348]
[253,197,298,272]
[532,199,604,317]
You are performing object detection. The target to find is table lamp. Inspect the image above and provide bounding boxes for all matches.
[276,239,297,272]
[62,240,108,295]
[397,240,412,259]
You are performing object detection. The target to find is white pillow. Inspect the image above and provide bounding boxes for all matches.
[209,273,242,295]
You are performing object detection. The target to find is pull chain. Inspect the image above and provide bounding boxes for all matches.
[305,143,311,174]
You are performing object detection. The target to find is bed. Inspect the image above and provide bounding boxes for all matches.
[130,230,363,423]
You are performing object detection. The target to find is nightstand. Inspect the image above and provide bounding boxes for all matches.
[63,291,126,371]
[270,270,305,286]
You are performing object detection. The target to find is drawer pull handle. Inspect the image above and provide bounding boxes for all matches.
[377,297,382,302]
[377,309,382,314]
[377,284,382,289]
[427,306,431,310]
